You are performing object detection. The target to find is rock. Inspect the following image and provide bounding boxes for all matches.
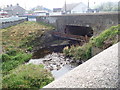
[52,65,57,70]
[66,58,70,61]
[76,60,82,65]
[70,60,75,63]
[57,66,61,70]
[49,66,54,71]
[52,62,56,65]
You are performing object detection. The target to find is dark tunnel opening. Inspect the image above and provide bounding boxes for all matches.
[65,25,93,37]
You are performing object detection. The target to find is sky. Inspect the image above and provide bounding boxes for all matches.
[0,0,119,10]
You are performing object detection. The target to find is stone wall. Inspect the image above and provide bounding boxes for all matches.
[36,12,118,36]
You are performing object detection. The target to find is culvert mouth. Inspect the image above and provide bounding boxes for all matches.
[65,25,93,37]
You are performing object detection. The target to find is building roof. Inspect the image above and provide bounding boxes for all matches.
[62,2,86,11]
[3,5,25,11]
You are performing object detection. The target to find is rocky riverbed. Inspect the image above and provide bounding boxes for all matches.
[27,52,79,79]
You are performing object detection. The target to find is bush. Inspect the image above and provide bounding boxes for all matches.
[2,64,54,89]
[64,43,92,61]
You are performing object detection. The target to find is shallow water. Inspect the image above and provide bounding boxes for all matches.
[51,64,75,79]
[28,52,77,79]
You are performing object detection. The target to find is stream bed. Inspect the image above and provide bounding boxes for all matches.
[27,52,78,79]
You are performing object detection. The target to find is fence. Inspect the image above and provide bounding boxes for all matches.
[0,17,27,29]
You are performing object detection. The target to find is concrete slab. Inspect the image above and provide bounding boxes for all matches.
[43,42,119,88]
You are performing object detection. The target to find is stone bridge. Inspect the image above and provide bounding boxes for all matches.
[36,12,119,36]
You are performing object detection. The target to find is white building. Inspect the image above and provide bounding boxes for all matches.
[62,2,88,14]
[33,10,48,16]
[0,11,8,18]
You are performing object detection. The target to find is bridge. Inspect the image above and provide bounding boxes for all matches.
[36,12,118,37]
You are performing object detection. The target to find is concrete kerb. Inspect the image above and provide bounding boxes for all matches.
[43,42,119,88]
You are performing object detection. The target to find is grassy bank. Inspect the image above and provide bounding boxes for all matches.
[63,25,120,61]
[1,21,54,52]
[2,64,54,89]
[1,21,55,89]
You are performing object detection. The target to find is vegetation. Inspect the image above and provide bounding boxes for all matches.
[1,50,32,75]
[63,25,120,61]
[94,2,120,12]
[2,64,54,89]
[1,21,54,52]
[1,21,54,89]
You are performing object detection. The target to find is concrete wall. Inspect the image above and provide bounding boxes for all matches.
[0,18,27,29]
[36,12,118,36]
[43,42,119,88]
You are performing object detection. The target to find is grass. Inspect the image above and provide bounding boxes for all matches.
[2,64,54,89]
[1,21,55,89]
[1,21,54,52]
[1,50,32,75]
[63,25,120,61]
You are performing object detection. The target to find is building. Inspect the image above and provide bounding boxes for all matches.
[3,4,25,17]
[62,2,88,14]
[53,8,62,12]
[33,10,48,16]
[0,11,8,18]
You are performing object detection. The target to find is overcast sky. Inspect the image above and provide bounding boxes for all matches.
[0,0,119,10]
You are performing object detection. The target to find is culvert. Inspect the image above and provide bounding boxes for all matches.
[65,25,93,37]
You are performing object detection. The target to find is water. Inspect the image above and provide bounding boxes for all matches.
[28,41,80,79]
[28,52,77,79]
[51,64,75,79]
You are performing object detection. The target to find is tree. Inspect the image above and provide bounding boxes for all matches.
[94,2,119,12]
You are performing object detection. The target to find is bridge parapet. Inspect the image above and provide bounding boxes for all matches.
[36,12,118,36]
[43,42,119,88]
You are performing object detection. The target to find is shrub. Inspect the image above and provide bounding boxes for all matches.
[2,64,54,89]
[64,43,92,61]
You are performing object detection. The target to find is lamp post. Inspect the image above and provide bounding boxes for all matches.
[65,0,67,14]
[88,0,90,12]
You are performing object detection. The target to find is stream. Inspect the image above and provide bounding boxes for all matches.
[27,47,79,79]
